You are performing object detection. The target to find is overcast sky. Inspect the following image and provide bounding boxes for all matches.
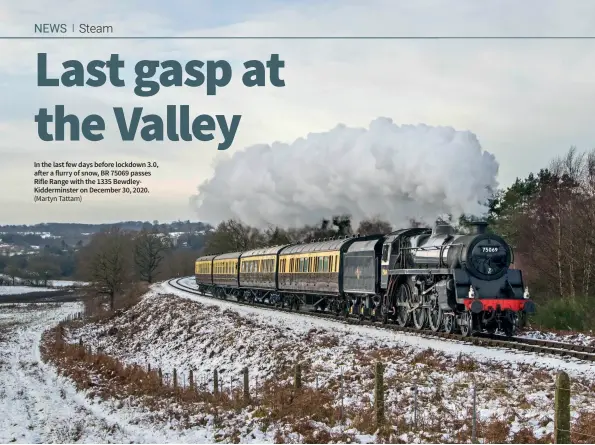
[1,0,594,225]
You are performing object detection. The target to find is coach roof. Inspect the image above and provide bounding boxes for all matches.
[280,238,352,255]
[196,255,217,262]
[213,252,242,260]
[241,245,291,258]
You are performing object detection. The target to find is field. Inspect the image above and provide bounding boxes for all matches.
[1,281,594,443]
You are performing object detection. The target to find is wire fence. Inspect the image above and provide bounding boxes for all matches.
[59,312,595,443]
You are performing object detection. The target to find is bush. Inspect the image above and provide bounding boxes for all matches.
[529,296,594,331]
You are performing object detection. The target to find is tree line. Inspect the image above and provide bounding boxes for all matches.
[5,146,591,330]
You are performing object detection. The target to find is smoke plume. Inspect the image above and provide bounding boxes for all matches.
[191,118,499,228]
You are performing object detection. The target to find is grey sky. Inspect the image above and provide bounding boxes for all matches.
[1,0,594,225]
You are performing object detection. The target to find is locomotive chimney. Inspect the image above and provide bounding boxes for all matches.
[469,221,488,235]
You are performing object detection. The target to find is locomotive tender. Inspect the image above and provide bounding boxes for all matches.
[194,221,535,337]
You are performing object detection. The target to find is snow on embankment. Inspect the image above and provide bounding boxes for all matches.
[68,283,595,443]
[168,278,595,378]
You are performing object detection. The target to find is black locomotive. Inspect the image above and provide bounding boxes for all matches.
[195,221,535,337]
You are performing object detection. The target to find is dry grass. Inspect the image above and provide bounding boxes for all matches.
[40,294,595,444]
[573,411,595,444]
[454,353,479,372]
[40,322,357,443]
[81,282,149,321]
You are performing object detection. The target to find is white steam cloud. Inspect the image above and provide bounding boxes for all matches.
[191,118,499,228]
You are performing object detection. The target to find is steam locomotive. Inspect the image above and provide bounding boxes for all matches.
[194,221,535,337]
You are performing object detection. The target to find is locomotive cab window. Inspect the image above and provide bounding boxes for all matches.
[382,245,390,262]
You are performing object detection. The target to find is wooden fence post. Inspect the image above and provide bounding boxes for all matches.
[243,367,249,403]
[173,368,178,389]
[294,363,302,390]
[189,369,194,390]
[214,369,219,395]
[158,368,163,386]
[375,362,384,426]
[554,371,571,444]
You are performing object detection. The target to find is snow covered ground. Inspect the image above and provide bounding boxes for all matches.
[65,281,595,443]
[167,278,595,378]
[519,329,595,348]
[0,286,61,295]
[47,280,89,288]
[0,274,89,288]
[0,302,273,443]
[3,280,589,443]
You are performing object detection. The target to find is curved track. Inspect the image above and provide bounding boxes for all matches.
[167,277,595,362]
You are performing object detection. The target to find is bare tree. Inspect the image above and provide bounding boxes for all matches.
[203,219,265,254]
[356,217,393,236]
[134,230,170,283]
[164,249,197,277]
[27,256,61,287]
[4,265,20,285]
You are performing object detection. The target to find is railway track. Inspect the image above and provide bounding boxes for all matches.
[167,277,595,362]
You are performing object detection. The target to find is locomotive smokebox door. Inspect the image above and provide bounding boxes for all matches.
[380,243,391,288]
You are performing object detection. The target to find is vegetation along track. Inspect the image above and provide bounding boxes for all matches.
[168,278,595,362]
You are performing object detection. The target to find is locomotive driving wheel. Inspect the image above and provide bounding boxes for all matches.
[395,283,411,327]
[428,306,443,332]
[443,314,455,333]
[427,294,443,332]
[410,287,426,330]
